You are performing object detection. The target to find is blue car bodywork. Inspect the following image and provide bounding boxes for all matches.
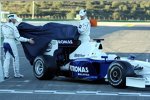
[69,58,114,81]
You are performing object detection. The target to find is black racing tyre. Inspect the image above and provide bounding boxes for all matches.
[33,56,57,80]
[107,61,135,88]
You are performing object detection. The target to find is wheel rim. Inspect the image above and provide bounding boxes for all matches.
[35,59,44,76]
[109,65,122,83]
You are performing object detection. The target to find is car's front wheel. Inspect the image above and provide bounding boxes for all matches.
[107,61,135,88]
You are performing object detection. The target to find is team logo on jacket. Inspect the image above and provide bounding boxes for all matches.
[70,65,89,73]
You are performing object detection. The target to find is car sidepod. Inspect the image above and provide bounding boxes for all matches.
[69,58,113,81]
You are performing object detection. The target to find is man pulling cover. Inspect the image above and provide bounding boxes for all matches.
[2,14,34,79]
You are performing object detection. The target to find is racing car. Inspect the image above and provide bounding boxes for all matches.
[18,22,150,88]
[33,38,150,88]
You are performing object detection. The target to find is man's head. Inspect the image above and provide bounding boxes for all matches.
[8,14,21,24]
[79,9,87,20]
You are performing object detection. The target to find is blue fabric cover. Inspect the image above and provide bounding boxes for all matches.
[18,22,79,64]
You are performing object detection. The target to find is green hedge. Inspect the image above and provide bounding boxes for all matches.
[23,18,150,22]
[23,18,76,21]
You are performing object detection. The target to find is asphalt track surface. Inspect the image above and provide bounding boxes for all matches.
[1,22,150,100]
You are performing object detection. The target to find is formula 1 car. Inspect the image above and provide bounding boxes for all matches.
[33,38,150,88]
[18,22,150,88]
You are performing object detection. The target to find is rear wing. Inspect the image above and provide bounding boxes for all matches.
[93,39,104,43]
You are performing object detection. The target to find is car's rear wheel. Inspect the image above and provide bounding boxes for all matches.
[107,61,135,88]
[33,56,56,80]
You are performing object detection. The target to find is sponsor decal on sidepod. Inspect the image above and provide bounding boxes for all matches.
[70,65,89,73]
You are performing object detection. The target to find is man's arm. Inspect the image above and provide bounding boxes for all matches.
[13,26,30,42]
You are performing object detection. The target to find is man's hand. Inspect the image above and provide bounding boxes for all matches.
[28,38,35,44]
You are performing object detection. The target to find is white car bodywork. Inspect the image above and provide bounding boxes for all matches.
[122,58,150,88]
[44,39,150,88]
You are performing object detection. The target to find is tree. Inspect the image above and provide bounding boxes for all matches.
[76,7,82,11]
[40,1,49,9]
[34,3,41,15]
[28,2,41,15]
[52,1,62,9]
[112,1,121,8]
[132,4,138,9]
[2,1,10,7]
[66,10,76,19]
[99,0,104,6]
[140,1,147,9]
[104,5,111,11]
[131,4,137,14]
[112,12,120,20]
[122,5,128,11]
[146,10,150,16]
[25,3,31,14]
[145,1,150,8]
[86,0,93,10]
[119,5,128,11]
